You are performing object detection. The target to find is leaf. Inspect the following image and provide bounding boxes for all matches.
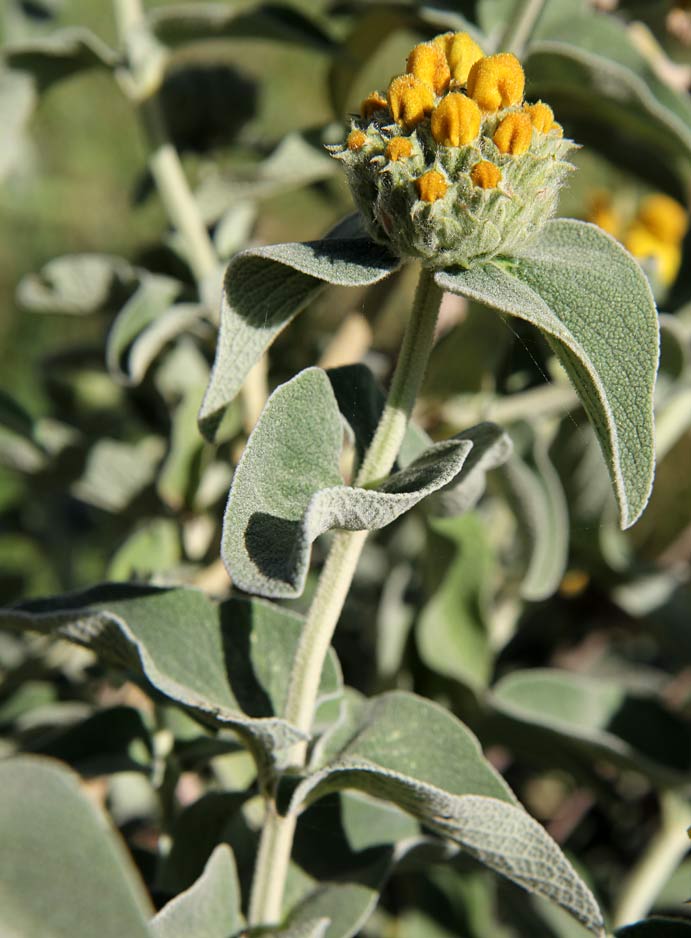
[223,367,500,599]
[490,669,691,784]
[437,220,659,529]
[498,427,569,601]
[71,436,166,513]
[16,253,135,315]
[615,920,691,937]
[0,68,36,182]
[108,519,182,581]
[5,28,117,91]
[149,3,335,51]
[416,514,495,691]
[0,756,152,938]
[0,586,341,770]
[151,844,245,938]
[199,217,400,440]
[289,692,605,936]
[105,276,198,386]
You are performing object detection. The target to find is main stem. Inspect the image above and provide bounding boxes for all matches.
[248,267,443,926]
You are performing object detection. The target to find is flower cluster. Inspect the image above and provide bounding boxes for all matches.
[331,33,574,269]
[588,190,688,287]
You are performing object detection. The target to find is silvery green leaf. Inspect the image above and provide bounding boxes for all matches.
[107,519,181,581]
[491,668,691,785]
[290,691,604,936]
[5,27,117,90]
[0,587,341,770]
[71,436,165,513]
[105,275,183,385]
[0,756,152,938]
[199,218,399,440]
[498,428,569,601]
[437,220,659,529]
[157,384,208,511]
[16,253,135,315]
[151,844,244,938]
[0,68,36,182]
[416,514,494,691]
[222,367,491,599]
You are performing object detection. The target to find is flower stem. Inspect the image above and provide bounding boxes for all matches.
[247,266,443,927]
[498,0,547,56]
[112,0,218,293]
[612,791,691,928]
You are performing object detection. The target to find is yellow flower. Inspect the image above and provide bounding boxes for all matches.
[387,74,435,129]
[430,93,482,147]
[347,129,367,151]
[406,42,450,95]
[434,31,484,84]
[586,192,619,237]
[416,170,448,202]
[524,101,554,133]
[361,92,388,121]
[493,112,533,155]
[385,137,413,161]
[470,160,502,189]
[625,223,681,285]
[637,193,687,245]
[466,52,525,111]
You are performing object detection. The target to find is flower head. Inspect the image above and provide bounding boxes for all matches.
[331,33,574,268]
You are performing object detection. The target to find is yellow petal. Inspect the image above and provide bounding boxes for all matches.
[430,93,482,146]
[470,160,502,189]
[467,52,525,111]
[415,170,448,202]
[406,42,450,95]
[387,74,435,129]
[493,112,533,155]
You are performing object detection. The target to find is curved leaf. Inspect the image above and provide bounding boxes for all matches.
[223,367,505,598]
[436,220,659,529]
[199,217,399,439]
[290,691,605,937]
[0,756,152,938]
[5,27,117,90]
[0,585,341,770]
[16,253,135,316]
[151,844,244,938]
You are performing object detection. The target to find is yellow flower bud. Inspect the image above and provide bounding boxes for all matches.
[586,192,619,237]
[637,193,688,245]
[471,160,502,189]
[406,42,450,95]
[551,122,564,138]
[524,101,554,133]
[626,223,681,285]
[347,129,367,151]
[361,91,388,121]
[385,137,413,161]
[466,52,525,111]
[387,74,435,129]
[430,93,482,147]
[493,112,533,155]
[435,31,484,84]
[416,170,448,202]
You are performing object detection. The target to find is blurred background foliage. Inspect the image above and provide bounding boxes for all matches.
[2,1,691,936]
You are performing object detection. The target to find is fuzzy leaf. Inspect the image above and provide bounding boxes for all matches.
[491,669,691,784]
[0,586,341,770]
[151,844,244,938]
[17,253,135,315]
[223,367,504,598]
[437,220,659,529]
[290,691,604,936]
[0,756,152,937]
[199,217,399,439]
[5,27,117,90]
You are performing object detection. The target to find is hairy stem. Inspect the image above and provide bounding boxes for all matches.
[247,266,443,927]
[612,791,691,928]
[113,0,218,291]
[498,0,547,56]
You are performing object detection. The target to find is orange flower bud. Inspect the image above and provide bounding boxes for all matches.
[387,74,435,129]
[524,101,554,133]
[434,31,484,84]
[493,112,533,155]
[430,93,481,146]
[637,193,688,245]
[346,129,367,151]
[470,160,502,189]
[406,42,450,95]
[416,170,448,202]
[385,137,413,161]
[360,92,388,120]
[467,53,525,111]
